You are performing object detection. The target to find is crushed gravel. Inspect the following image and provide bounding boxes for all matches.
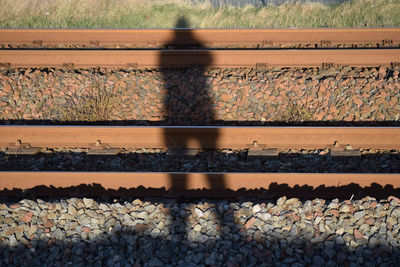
[1,66,399,126]
[0,148,399,173]
[1,196,400,266]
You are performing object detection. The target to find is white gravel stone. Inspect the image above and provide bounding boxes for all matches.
[83,198,94,208]
[391,208,400,217]
[193,224,202,232]
[241,202,253,208]
[340,204,351,213]
[8,235,18,247]
[354,211,365,221]
[257,212,272,221]
[252,204,261,213]
[277,196,286,206]
[144,204,156,213]
[194,208,203,217]
[137,211,147,219]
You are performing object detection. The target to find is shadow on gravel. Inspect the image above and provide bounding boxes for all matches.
[160,16,223,191]
[158,16,236,253]
[0,193,399,266]
[0,229,398,266]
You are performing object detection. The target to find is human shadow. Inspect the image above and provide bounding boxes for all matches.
[159,16,233,244]
[160,17,224,191]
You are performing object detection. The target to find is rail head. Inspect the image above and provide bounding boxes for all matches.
[1,28,400,48]
[0,49,400,68]
[0,126,399,150]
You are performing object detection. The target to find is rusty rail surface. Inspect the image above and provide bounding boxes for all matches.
[1,126,399,195]
[1,126,399,149]
[0,172,399,193]
[1,49,399,68]
[1,28,400,48]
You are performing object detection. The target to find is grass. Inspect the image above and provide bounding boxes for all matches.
[276,101,315,123]
[59,78,118,122]
[273,93,315,123]
[0,0,399,28]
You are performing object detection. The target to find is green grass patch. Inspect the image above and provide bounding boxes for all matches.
[1,0,399,28]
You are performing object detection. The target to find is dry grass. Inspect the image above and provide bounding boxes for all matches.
[276,101,315,123]
[59,78,117,122]
[0,0,399,28]
[272,90,316,123]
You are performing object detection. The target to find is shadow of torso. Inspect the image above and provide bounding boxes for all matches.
[159,17,223,192]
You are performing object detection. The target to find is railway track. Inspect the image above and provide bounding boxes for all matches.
[0,28,399,197]
[1,49,399,68]
[1,126,399,149]
[0,28,399,68]
[1,28,400,48]
[0,28,400,266]
[0,126,399,196]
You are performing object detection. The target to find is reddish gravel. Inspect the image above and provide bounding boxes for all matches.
[0,66,399,125]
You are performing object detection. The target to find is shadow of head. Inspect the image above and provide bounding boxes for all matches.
[175,16,189,28]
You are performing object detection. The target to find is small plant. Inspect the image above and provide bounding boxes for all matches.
[60,78,117,122]
[277,100,314,123]
[273,90,316,123]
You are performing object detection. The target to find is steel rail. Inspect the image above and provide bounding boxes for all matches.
[0,172,399,192]
[1,28,399,48]
[1,126,399,149]
[0,49,399,68]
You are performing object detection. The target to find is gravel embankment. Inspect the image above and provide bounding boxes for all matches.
[0,149,399,173]
[1,196,399,266]
[1,67,399,125]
